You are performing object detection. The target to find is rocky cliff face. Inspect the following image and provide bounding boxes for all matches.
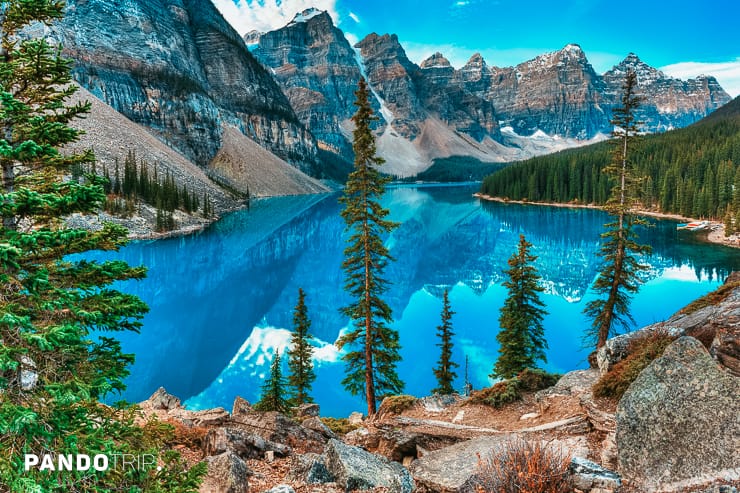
[603,53,730,132]
[250,11,731,176]
[354,32,426,138]
[53,0,320,174]
[252,8,362,163]
[480,44,608,139]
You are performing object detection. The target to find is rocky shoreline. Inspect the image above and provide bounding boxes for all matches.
[474,193,740,250]
[138,276,739,493]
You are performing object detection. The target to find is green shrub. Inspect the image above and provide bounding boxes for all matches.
[469,379,522,408]
[593,329,677,399]
[516,368,561,392]
[378,395,418,415]
[679,281,740,315]
[320,417,360,435]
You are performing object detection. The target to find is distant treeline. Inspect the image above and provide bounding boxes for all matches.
[404,156,508,183]
[481,98,740,220]
[75,150,214,231]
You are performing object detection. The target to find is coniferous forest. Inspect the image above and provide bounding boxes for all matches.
[481,97,740,221]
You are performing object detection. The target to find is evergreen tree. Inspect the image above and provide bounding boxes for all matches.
[492,235,549,379]
[337,78,403,415]
[432,290,458,395]
[287,288,315,405]
[0,2,204,490]
[254,350,290,414]
[583,70,651,350]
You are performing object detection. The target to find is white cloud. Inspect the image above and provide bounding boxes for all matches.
[454,0,470,6]
[348,11,360,23]
[660,58,740,98]
[211,0,340,35]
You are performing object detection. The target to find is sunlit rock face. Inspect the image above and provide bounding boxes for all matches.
[53,0,320,173]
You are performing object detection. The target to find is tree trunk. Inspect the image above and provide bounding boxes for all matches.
[362,186,376,416]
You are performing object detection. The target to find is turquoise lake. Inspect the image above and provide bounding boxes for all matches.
[86,184,740,417]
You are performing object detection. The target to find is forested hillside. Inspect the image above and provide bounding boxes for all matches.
[481,97,740,220]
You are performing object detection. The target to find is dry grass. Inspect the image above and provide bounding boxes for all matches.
[470,438,572,493]
[593,329,677,399]
[679,281,740,315]
[164,419,208,450]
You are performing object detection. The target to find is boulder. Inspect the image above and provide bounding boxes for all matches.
[535,369,598,401]
[232,396,252,417]
[569,457,621,492]
[286,453,334,484]
[301,417,337,440]
[617,337,740,491]
[295,403,320,418]
[343,427,379,450]
[348,411,364,425]
[324,439,415,493]
[200,452,249,493]
[419,394,458,412]
[710,324,740,377]
[204,426,290,460]
[232,411,326,452]
[409,436,511,492]
[144,387,181,410]
[170,407,230,428]
[376,428,461,462]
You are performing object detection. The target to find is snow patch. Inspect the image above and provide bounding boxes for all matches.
[287,8,324,26]
[228,324,342,373]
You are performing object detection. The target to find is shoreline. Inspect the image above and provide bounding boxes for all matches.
[474,193,740,250]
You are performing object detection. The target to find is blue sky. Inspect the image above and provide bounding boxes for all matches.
[214,0,740,96]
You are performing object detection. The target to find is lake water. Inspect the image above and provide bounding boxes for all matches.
[85,184,740,417]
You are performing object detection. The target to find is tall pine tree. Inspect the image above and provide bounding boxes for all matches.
[337,78,402,415]
[583,69,651,350]
[0,1,204,490]
[287,288,315,405]
[254,350,290,414]
[432,290,458,395]
[492,235,548,379]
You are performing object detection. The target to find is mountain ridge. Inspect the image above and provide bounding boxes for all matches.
[248,12,730,177]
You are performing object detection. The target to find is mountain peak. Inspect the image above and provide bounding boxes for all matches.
[563,43,584,54]
[287,8,328,26]
[465,52,487,67]
[420,52,452,69]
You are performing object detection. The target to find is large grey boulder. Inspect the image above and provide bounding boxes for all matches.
[324,439,414,493]
[286,453,334,484]
[617,337,740,491]
[200,452,249,493]
[535,369,599,401]
[409,436,511,493]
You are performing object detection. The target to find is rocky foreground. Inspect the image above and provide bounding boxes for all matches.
[140,275,740,493]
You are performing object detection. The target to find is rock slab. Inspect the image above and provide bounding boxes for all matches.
[617,337,740,491]
[201,452,249,493]
[324,439,414,493]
